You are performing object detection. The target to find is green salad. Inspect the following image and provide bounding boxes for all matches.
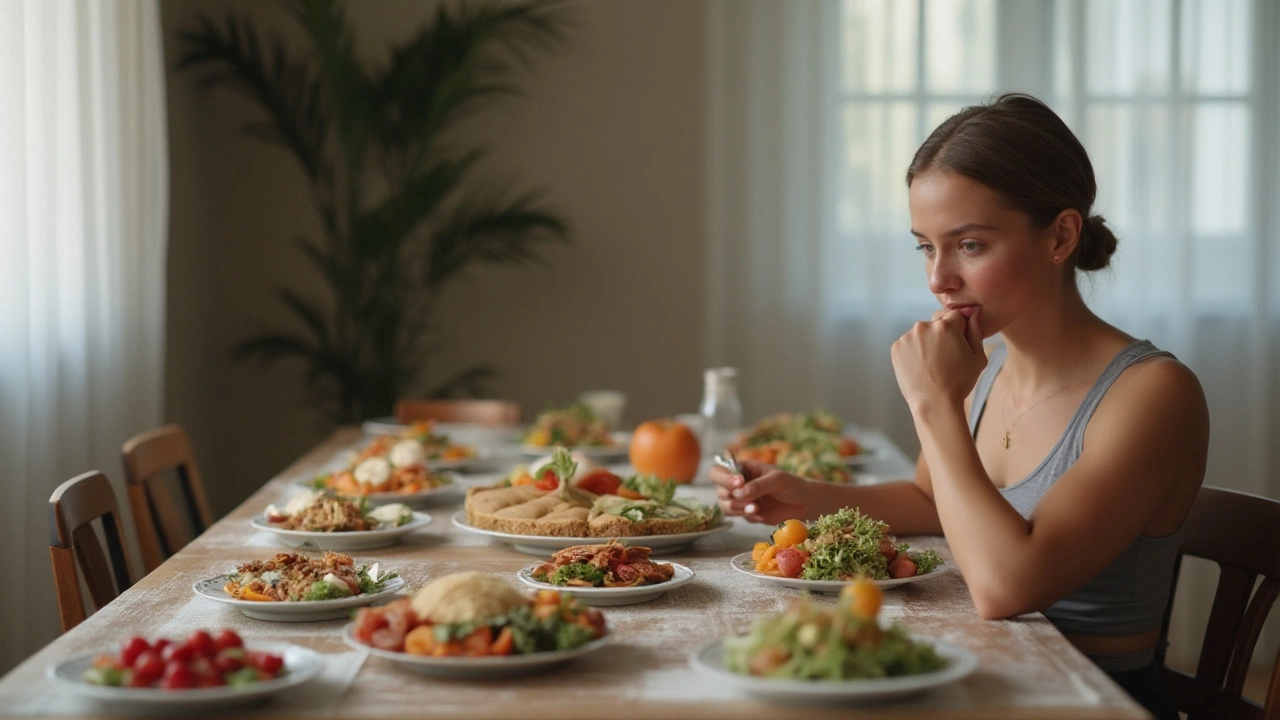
[724,587,947,680]
[797,507,942,581]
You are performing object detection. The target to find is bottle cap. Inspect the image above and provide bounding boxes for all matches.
[704,367,739,396]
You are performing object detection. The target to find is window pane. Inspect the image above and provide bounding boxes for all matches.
[838,102,921,300]
[840,102,917,234]
[1086,0,1172,96]
[1087,103,1179,308]
[1191,237,1251,307]
[841,0,918,94]
[1087,103,1177,235]
[1190,103,1248,235]
[924,0,996,94]
[1181,0,1250,95]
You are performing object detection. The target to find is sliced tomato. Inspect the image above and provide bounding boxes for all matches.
[534,469,559,491]
[575,469,622,496]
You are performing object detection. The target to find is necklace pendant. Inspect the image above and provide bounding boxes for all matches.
[1002,432,1011,450]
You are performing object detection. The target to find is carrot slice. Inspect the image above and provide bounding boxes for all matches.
[224,582,276,602]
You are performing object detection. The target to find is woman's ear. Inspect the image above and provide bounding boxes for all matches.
[1050,208,1083,262]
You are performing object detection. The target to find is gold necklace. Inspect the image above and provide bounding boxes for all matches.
[1000,381,1084,450]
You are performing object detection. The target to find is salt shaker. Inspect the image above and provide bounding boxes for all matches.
[699,367,742,457]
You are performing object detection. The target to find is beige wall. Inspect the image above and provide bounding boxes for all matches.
[162,0,707,515]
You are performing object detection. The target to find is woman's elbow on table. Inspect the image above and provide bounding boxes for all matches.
[965,569,1048,621]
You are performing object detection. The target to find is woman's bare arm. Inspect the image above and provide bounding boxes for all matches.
[914,358,1208,619]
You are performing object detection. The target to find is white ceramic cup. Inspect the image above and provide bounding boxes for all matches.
[578,390,626,428]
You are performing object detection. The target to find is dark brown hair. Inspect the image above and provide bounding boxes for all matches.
[906,93,1117,272]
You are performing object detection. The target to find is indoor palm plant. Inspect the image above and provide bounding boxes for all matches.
[178,0,572,423]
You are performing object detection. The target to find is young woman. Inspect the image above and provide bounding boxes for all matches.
[710,94,1208,720]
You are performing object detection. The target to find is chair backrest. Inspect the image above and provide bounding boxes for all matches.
[120,424,213,573]
[1158,485,1280,720]
[48,471,134,632]
[394,399,521,426]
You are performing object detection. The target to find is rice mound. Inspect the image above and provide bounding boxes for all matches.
[409,571,529,624]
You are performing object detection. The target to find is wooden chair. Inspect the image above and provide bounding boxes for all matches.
[120,424,214,573]
[1157,485,1280,720]
[48,471,134,632]
[394,399,521,426]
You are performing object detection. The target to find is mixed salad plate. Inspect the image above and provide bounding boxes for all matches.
[194,552,405,621]
[251,491,430,551]
[738,508,948,592]
[690,636,977,704]
[47,639,321,713]
[343,625,611,679]
[344,573,610,678]
[690,579,977,704]
[514,541,696,606]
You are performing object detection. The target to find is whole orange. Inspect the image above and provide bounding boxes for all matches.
[629,419,701,483]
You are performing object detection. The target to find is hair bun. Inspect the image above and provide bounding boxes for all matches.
[1075,214,1118,272]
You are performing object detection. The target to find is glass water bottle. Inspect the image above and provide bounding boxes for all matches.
[699,367,742,457]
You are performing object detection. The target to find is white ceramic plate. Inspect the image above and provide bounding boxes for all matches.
[318,445,494,476]
[517,432,631,460]
[192,575,407,622]
[46,642,323,713]
[341,624,610,678]
[249,512,432,551]
[729,552,949,592]
[295,475,462,509]
[515,562,696,606]
[689,636,978,704]
[452,512,732,555]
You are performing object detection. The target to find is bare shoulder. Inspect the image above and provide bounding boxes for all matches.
[1066,353,1207,536]
[1105,354,1207,416]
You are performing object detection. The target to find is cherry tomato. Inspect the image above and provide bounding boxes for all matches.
[353,608,389,644]
[775,548,809,578]
[251,651,284,675]
[213,629,243,653]
[771,519,809,549]
[120,636,149,668]
[161,661,195,690]
[842,577,884,620]
[133,651,165,684]
[534,469,559,491]
[151,638,171,656]
[196,673,225,688]
[214,647,245,674]
[162,642,193,664]
[887,553,917,579]
[575,469,622,496]
[185,630,215,658]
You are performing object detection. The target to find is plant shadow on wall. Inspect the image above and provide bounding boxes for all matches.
[178,0,573,424]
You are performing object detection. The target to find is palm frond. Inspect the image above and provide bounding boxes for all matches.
[288,0,371,203]
[176,13,329,183]
[372,0,573,168]
[350,150,485,260]
[232,331,354,389]
[276,289,331,350]
[423,188,570,289]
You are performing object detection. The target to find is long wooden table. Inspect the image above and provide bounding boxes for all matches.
[0,428,1149,719]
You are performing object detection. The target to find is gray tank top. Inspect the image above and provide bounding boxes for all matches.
[968,340,1182,671]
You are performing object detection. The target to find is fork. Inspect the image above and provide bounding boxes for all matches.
[712,450,742,476]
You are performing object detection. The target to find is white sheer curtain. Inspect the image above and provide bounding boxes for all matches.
[0,0,167,673]
[706,0,1280,669]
